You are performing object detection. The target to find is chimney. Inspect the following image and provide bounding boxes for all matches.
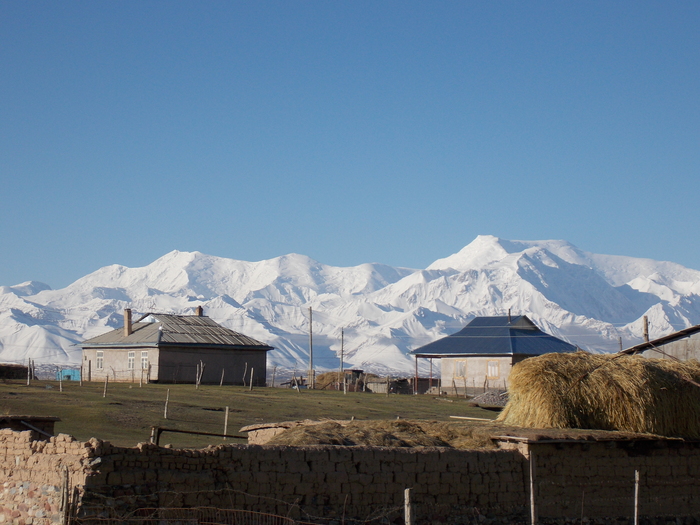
[124,309,133,337]
[195,305,204,317]
[643,315,649,343]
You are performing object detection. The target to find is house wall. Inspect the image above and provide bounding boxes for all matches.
[81,347,153,383]
[81,347,268,385]
[441,356,512,393]
[640,332,700,361]
[154,346,267,385]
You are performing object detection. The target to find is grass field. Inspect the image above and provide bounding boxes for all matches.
[0,379,497,448]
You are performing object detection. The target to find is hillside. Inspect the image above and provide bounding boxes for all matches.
[2,235,700,375]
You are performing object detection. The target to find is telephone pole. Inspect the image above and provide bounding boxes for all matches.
[308,306,314,389]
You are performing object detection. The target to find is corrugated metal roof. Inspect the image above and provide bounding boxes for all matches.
[80,314,273,350]
[410,315,577,357]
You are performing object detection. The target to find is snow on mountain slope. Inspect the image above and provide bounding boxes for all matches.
[2,236,700,375]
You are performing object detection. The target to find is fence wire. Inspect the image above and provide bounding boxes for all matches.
[75,507,317,525]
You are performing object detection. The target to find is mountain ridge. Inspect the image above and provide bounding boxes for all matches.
[2,236,700,375]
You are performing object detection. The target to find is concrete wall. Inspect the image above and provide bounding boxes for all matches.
[4,429,700,525]
[640,331,700,361]
[441,356,512,391]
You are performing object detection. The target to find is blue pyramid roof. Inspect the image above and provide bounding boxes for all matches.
[410,315,577,357]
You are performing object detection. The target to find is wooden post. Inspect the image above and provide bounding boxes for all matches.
[59,368,63,392]
[164,389,170,419]
[643,316,649,343]
[79,365,83,387]
[404,488,413,525]
[271,366,277,388]
[414,356,418,395]
[103,376,108,398]
[385,376,389,397]
[27,358,31,386]
[195,363,200,389]
[223,406,229,440]
[88,360,91,382]
[308,306,313,389]
[529,449,537,525]
[242,362,248,386]
[220,368,225,387]
[429,359,433,391]
[249,368,254,391]
[634,470,640,525]
[463,376,468,399]
[139,368,143,388]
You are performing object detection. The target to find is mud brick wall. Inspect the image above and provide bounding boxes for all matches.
[530,440,700,519]
[79,443,529,522]
[0,430,94,525]
[5,429,700,525]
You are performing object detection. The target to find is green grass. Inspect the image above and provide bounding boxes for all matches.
[0,379,496,448]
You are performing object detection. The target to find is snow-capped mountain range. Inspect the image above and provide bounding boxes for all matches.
[2,235,700,375]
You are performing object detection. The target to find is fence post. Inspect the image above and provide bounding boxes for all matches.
[634,470,640,525]
[404,488,413,525]
[529,448,537,525]
[223,406,229,440]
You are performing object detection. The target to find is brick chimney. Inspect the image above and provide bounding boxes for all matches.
[195,305,204,317]
[124,308,133,337]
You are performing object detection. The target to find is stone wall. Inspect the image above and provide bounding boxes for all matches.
[3,429,700,525]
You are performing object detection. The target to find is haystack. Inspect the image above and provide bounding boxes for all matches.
[497,351,700,438]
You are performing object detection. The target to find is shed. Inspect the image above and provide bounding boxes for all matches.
[80,308,273,385]
[410,315,577,394]
[620,323,700,361]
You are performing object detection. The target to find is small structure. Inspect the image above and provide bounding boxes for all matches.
[410,315,577,394]
[0,415,60,439]
[0,364,28,379]
[80,307,273,385]
[620,323,700,360]
[55,368,81,381]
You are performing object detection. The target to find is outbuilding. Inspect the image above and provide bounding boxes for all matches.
[80,307,273,385]
[620,322,700,360]
[410,315,577,395]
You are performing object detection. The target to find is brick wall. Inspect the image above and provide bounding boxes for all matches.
[3,429,700,525]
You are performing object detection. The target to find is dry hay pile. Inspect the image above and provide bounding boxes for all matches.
[264,419,498,449]
[497,351,700,438]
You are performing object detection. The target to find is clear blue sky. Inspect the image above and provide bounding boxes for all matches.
[1,2,699,288]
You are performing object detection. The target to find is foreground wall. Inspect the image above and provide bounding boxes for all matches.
[3,429,700,525]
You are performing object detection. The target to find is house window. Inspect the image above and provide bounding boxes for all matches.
[487,360,499,379]
[96,351,104,370]
[127,351,135,370]
[141,351,149,370]
[454,360,467,378]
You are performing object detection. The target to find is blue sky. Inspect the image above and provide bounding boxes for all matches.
[1,1,699,288]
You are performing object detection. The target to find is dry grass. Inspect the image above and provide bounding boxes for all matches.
[497,351,700,438]
[264,419,499,449]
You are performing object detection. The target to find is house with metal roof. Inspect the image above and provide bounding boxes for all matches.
[80,307,273,385]
[410,315,577,394]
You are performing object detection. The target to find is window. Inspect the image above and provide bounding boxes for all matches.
[487,360,499,379]
[141,351,149,370]
[454,360,467,378]
[127,351,135,370]
[96,351,104,370]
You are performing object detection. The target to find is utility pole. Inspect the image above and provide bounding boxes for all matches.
[339,328,344,388]
[308,306,314,389]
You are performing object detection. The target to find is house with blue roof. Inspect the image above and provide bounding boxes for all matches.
[410,315,577,393]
